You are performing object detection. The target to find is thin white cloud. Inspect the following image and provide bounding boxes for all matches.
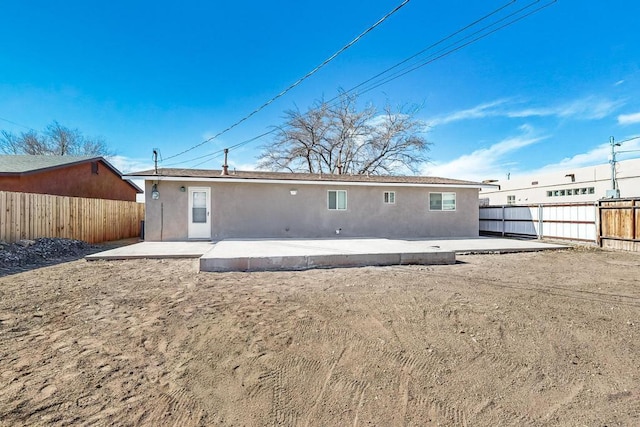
[427,96,624,126]
[618,112,640,125]
[106,155,154,174]
[423,125,546,181]
[507,97,624,120]
[521,137,640,175]
[615,80,625,86]
[427,99,509,126]
[106,155,153,203]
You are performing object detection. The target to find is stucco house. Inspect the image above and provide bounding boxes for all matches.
[0,155,142,201]
[126,168,487,241]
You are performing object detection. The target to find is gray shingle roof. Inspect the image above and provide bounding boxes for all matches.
[0,155,100,173]
[127,168,483,186]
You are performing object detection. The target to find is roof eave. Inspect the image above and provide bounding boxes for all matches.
[125,174,487,189]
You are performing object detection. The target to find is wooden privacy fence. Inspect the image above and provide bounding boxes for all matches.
[0,191,145,244]
[479,203,597,242]
[598,198,640,251]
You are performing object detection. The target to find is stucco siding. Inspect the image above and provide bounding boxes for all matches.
[144,180,479,241]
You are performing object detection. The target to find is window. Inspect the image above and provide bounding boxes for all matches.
[192,191,207,223]
[328,190,347,210]
[548,187,596,197]
[429,192,456,211]
[384,191,395,204]
[91,162,99,175]
[507,195,516,205]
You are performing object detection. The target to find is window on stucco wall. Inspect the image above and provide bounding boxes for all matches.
[328,190,347,210]
[429,192,456,211]
[383,191,395,204]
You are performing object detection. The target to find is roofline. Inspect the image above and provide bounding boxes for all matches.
[0,156,143,194]
[127,174,493,189]
[97,158,143,194]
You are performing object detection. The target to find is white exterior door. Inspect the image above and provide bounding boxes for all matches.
[188,187,211,239]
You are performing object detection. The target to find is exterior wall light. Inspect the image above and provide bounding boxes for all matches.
[180,186,186,192]
[151,183,160,200]
[290,189,298,195]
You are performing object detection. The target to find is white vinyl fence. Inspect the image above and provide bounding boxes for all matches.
[479,203,597,242]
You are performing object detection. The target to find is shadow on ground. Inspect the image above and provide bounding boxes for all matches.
[0,238,139,278]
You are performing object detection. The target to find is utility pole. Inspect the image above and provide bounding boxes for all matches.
[607,135,640,198]
[608,136,620,197]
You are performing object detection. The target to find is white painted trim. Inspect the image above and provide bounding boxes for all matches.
[188,187,211,239]
[126,175,491,189]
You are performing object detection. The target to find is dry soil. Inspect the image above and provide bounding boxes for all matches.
[0,247,639,426]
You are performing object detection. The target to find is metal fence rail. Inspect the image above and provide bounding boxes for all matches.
[479,203,597,242]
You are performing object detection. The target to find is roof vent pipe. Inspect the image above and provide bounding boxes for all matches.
[221,148,229,176]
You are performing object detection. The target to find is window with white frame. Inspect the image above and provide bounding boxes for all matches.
[507,195,516,205]
[384,191,395,204]
[429,192,456,211]
[328,190,347,210]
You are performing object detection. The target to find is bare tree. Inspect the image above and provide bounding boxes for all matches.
[258,95,430,175]
[0,121,114,156]
[0,130,24,154]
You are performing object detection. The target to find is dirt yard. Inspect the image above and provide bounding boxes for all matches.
[0,247,638,426]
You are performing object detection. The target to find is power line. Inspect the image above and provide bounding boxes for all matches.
[343,1,556,100]
[162,0,412,163]
[0,116,36,131]
[326,0,519,106]
[163,129,276,167]
[182,0,557,169]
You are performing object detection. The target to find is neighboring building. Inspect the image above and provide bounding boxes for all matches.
[479,157,640,205]
[125,168,489,241]
[0,155,142,201]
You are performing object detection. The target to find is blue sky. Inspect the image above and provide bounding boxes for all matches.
[1,0,639,181]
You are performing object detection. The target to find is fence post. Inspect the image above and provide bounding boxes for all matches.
[501,205,506,237]
[538,204,543,239]
[596,201,602,247]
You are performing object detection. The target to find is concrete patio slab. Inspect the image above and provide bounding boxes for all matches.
[85,241,214,260]
[406,237,568,253]
[200,238,456,272]
[86,237,568,271]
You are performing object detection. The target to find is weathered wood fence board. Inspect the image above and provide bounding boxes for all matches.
[598,198,640,251]
[0,191,144,244]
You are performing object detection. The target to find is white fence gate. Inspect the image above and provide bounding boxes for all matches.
[479,203,597,242]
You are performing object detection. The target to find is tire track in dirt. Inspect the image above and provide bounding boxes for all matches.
[303,346,346,426]
[1,252,638,425]
[405,395,468,426]
[133,387,206,426]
